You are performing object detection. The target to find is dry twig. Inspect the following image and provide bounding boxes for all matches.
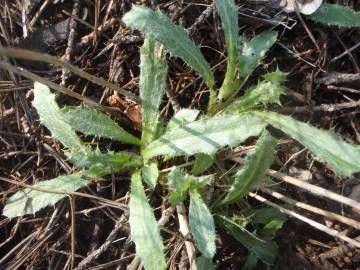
[248,192,360,249]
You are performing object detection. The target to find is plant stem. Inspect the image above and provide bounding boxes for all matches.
[209,78,246,115]
[217,44,237,102]
[207,86,218,114]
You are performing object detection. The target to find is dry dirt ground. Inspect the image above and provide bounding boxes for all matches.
[0,0,360,269]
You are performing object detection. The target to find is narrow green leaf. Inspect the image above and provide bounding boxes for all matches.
[140,37,168,147]
[196,256,214,270]
[189,189,216,258]
[258,219,286,241]
[221,130,277,205]
[248,207,287,225]
[168,167,189,204]
[215,0,239,59]
[244,253,259,269]
[163,109,200,161]
[143,113,266,159]
[308,3,360,27]
[129,171,166,270]
[215,0,240,101]
[167,167,185,190]
[123,6,215,90]
[141,163,159,190]
[166,109,200,132]
[61,106,141,146]
[253,111,360,176]
[191,153,214,175]
[33,82,89,160]
[227,71,286,113]
[238,31,277,77]
[216,215,278,265]
[85,151,142,171]
[3,153,140,218]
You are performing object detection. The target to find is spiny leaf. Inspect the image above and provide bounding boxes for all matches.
[57,141,142,170]
[143,113,266,159]
[238,31,277,77]
[141,163,159,190]
[192,174,214,188]
[61,106,141,146]
[220,130,278,205]
[253,111,360,176]
[33,82,89,162]
[129,171,166,270]
[168,167,214,204]
[189,189,216,258]
[227,71,286,113]
[308,3,360,27]
[215,0,240,100]
[191,153,214,175]
[33,83,141,169]
[123,6,215,90]
[84,151,142,171]
[140,37,168,147]
[166,109,200,132]
[262,70,287,83]
[3,171,89,218]
[231,213,251,228]
[3,153,140,218]
[216,215,278,265]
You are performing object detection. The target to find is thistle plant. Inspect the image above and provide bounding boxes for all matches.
[3,1,360,269]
